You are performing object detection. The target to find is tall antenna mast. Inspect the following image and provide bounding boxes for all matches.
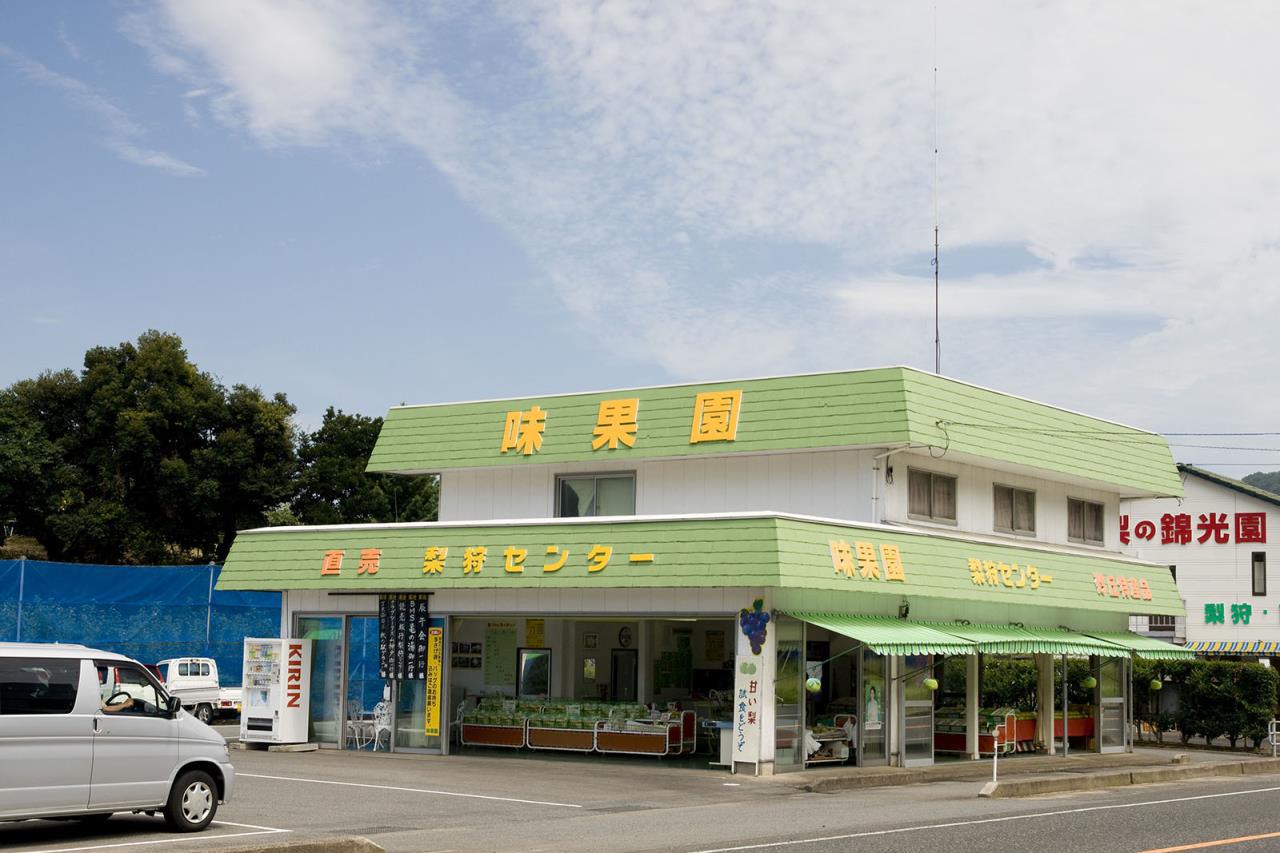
[932,2,941,374]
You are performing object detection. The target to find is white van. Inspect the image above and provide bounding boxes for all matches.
[0,643,235,832]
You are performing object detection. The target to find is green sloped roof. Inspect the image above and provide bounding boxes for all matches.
[366,367,1181,496]
[1177,464,1280,510]
[1087,631,1195,660]
[788,613,975,656]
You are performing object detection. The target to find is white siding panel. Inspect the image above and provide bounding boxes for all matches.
[881,450,1120,550]
[1124,476,1276,649]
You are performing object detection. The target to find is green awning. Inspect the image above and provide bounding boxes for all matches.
[789,613,976,656]
[933,623,1131,657]
[1087,631,1195,660]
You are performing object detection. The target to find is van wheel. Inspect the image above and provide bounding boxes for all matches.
[163,770,217,832]
[194,704,213,724]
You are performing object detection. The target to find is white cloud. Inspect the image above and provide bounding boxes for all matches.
[121,1,1280,455]
[0,44,203,177]
[56,24,81,61]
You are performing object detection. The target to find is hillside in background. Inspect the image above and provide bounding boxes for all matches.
[1242,471,1280,495]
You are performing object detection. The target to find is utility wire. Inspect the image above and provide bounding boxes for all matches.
[940,423,1280,437]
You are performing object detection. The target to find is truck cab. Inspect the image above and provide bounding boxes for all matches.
[153,659,222,724]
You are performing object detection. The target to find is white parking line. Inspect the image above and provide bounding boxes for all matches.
[237,771,583,808]
[687,785,1280,852]
[23,821,288,853]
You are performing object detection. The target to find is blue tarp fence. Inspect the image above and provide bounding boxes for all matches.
[0,559,279,684]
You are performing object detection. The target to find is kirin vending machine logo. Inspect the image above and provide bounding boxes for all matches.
[287,643,303,708]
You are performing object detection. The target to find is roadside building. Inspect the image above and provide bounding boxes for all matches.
[1123,464,1278,660]
[217,367,1189,773]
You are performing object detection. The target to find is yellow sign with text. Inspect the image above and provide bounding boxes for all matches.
[321,544,657,578]
[828,540,907,582]
[966,558,1054,591]
[424,626,443,737]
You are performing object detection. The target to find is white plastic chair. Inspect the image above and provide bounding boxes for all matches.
[345,700,372,750]
[371,700,392,751]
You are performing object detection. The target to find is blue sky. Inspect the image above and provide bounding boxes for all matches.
[3,2,1278,474]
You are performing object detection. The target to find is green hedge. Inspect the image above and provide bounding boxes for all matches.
[1136,658,1279,748]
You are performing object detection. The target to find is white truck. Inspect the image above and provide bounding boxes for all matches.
[152,658,243,724]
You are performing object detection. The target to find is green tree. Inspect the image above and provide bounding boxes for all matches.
[292,407,437,525]
[1243,470,1280,496]
[0,331,296,563]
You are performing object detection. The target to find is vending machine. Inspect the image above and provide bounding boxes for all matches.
[240,637,312,744]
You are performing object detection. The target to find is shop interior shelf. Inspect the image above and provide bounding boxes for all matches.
[805,730,851,765]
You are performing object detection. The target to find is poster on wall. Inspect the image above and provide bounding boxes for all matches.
[864,674,884,731]
[484,621,517,685]
[705,630,726,662]
[378,594,430,680]
[526,618,546,648]
[424,624,444,737]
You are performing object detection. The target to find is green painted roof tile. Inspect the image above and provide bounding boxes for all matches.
[367,367,1181,497]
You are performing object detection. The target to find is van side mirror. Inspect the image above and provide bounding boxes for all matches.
[167,696,183,716]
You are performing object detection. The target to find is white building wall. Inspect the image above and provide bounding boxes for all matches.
[879,450,1122,550]
[438,450,878,523]
[1123,475,1276,649]
[438,447,1125,552]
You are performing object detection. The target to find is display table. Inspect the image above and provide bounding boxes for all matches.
[709,720,733,767]
[934,710,1096,754]
[461,722,525,748]
[595,719,682,756]
[527,725,595,752]
[458,701,695,759]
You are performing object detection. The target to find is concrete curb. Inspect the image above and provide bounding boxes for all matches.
[210,836,384,853]
[979,757,1280,798]
[792,753,1159,794]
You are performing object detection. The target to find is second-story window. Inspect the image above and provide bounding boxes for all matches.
[993,484,1036,536]
[556,473,636,518]
[1068,498,1104,545]
[1253,552,1267,597]
[908,469,957,523]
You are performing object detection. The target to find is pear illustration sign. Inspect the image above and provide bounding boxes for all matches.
[733,598,771,770]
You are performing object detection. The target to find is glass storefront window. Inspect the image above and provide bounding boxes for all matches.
[860,648,887,766]
[345,615,387,751]
[297,616,343,745]
[773,616,804,772]
[394,680,443,751]
[902,654,934,766]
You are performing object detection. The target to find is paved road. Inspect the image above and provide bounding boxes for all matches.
[2,749,1278,852]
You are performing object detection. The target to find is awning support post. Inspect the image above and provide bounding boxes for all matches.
[1036,654,1055,755]
[966,653,979,760]
[1062,653,1070,757]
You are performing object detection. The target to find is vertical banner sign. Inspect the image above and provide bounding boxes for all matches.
[379,594,431,680]
[526,618,546,648]
[424,625,444,736]
[378,596,391,678]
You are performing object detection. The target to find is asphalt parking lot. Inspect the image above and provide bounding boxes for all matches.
[4,746,1280,853]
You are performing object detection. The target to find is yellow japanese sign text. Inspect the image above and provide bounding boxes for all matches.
[690,390,743,444]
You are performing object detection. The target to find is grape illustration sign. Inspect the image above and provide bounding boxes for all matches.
[739,598,770,655]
